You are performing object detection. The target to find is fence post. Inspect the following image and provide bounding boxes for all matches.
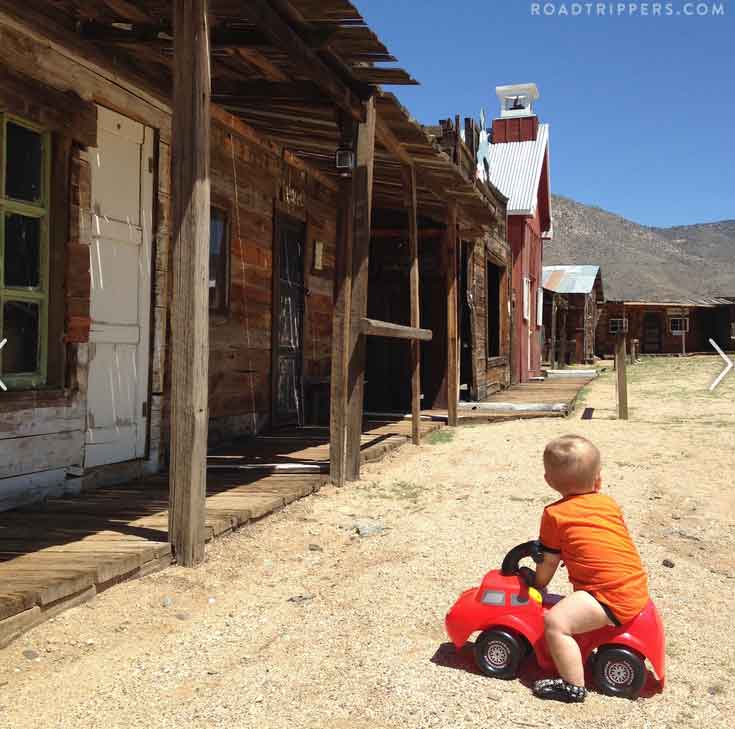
[615,335,629,420]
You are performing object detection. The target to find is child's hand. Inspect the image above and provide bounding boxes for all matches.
[519,566,536,587]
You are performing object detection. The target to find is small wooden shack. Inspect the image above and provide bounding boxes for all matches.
[542,265,604,366]
[0,1,508,564]
[597,298,735,356]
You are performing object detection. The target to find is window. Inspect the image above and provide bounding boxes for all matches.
[209,207,229,313]
[480,589,506,606]
[504,94,530,112]
[0,116,50,389]
[537,286,544,328]
[522,277,531,321]
[669,317,689,334]
[609,318,628,334]
[486,261,502,358]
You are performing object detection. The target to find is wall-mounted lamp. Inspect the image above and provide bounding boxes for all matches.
[336,147,355,173]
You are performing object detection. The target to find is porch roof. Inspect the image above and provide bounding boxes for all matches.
[31,0,501,229]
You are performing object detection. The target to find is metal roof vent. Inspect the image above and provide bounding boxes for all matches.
[496,83,539,119]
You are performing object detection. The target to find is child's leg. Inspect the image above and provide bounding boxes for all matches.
[544,591,613,686]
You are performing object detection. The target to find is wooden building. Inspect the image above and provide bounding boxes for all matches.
[0,0,507,564]
[364,116,511,412]
[542,265,604,366]
[479,83,552,383]
[597,299,735,357]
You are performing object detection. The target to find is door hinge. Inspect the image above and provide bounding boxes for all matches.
[142,401,148,418]
[148,157,154,174]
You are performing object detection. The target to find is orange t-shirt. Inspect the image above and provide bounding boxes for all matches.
[539,492,649,623]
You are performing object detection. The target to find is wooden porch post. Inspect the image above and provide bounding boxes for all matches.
[615,334,629,419]
[559,306,568,368]
[446,203,459,427]
[404,165,421,445]
[329,115,358,487]
[168,0,211,567]
[345,99,376,481]
[550,294,558,369]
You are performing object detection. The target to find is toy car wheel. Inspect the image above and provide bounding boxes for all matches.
[474,629,525,679]
[593,646,647,699]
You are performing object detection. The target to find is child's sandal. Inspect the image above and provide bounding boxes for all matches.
[533,678,587,703]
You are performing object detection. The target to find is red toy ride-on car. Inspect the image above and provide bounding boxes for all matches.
[445,541,665,699]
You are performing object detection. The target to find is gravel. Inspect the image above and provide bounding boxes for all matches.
[0,357,732,729]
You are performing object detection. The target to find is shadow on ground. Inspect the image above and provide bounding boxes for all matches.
[431,641,663,700]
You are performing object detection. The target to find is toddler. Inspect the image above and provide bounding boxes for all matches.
[528,434,649,703]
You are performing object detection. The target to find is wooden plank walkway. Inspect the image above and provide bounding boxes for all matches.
[448,376,593,423]
[0,418,440,647]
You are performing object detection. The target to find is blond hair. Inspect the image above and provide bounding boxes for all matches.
[543,434,601,494]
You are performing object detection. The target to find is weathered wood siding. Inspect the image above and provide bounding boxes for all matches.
[0,13,170,507]
[0,11,339,504]
[470,226,512,399]
[184,116,338,445]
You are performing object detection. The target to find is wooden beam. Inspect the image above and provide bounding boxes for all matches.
[446,203,459,427]
[232,49,288,82]
[78,23,337,49]
[360,319,432,342]
[101,0,153,23]
[374,114,413,167]
[329,115,358,487]
[212,80,327,104]
[615,335,629,420]
[77,22,167,43]
[247,0,366,121]
[374,112,466,209]
[168,0,211,567]
[345,99,376,482]
[403,165,422,445]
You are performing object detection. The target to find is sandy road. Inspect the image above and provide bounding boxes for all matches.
[0,356,733,729]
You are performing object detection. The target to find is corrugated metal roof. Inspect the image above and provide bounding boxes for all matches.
[542,265,601,294]
[477,123,549,216]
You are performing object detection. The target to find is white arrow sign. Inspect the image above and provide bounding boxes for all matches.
[0,338,6,392]
[709,338,733,392]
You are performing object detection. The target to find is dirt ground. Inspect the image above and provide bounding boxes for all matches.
[1,355,733,729]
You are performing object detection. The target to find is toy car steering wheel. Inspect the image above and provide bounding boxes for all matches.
[500,540,545,576]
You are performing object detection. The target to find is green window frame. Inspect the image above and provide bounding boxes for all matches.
[0,114,51,390]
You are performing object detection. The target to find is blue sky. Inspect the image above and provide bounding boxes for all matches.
[359,1,734,228]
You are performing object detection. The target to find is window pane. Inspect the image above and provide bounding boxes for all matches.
[209,209,227,310]
[4,213,41,288]
[2,300,40,374]
[5,122,44,203]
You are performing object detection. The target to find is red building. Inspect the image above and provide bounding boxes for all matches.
[481,83,552,382]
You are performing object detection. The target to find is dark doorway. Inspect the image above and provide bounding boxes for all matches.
[272,214,306,426]
[365,235,411,413]
[712,306,732,351]
[642,312,662,354]
[486,261,502,358]
[459,242,473,401]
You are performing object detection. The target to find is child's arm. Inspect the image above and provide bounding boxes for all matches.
[534,551,561,589]
[536,507,561,589]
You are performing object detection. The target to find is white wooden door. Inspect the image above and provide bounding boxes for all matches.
[85,107,153,468]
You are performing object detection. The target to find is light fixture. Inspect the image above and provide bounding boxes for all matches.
[335,147,355,172]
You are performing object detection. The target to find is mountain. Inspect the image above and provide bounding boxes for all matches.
[544,195,735,301]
